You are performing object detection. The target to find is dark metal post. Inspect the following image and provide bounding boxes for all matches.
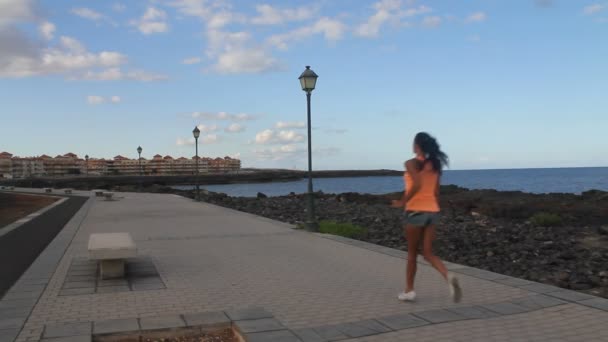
[306,92,318,231]
[195,138,200,201]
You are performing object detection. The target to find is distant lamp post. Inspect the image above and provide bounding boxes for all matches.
[85,154,89,176]
[137,146,143,175]
[193,126,201,201]
[298,65,319,231]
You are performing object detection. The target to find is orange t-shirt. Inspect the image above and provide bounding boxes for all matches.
[404,162,440,212]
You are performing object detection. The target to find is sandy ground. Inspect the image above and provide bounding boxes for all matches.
[0,192,58,227]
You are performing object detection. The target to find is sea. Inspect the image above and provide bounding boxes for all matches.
[174,167,608,197]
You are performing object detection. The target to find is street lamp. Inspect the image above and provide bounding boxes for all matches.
[192,126,200,201]
[137,146,143,175]
[85,154,89,176]
[299,65,319,231]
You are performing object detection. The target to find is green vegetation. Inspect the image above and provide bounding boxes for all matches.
[319,220,368,239]
[530,212,563,227]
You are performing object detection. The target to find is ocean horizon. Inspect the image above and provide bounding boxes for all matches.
[174,166,608,197]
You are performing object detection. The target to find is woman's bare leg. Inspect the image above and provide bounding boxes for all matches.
[405,225,423,292]
[421,225,448,280]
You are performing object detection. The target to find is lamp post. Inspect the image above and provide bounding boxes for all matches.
[85,154,89,176]
[298,65,319,231]
[192,126,200,201]
[137,146,143,191]
[137,146,143,175]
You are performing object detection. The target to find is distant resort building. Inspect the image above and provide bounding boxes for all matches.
[0,151,241,179]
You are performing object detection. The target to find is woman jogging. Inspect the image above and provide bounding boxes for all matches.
[392,132,462,302]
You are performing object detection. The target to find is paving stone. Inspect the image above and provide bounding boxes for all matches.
[377,314,430,331]
[546,290,596,302]
[62,282,96,290]
[0,317,26,330]
[480,302,531,315]
[412,309,468,323]
[43,322,92,338]
[96,279,129,287]
[454,268,508,281]
[292,328,325,342]
[445,306,501,319]
[94,318,140,335]
[510,295,567,310]
[129,276,163,285]
[131,283,165,291]
[518,283,562,294]
[334,322,377,338]
[0,307,32,318]
[66,270,95,277]
[494,277,534,287]
[59,288,95,296]
[312,325,349,341]
[0,328,20,342]
[15,278,49,286]
[96,286,130,294]
[2,291,42,300]
[0,298,37,310]
[10,284,46,293]
[183,311,230,328]
[351,320,392,334]
[41,335,91,342]
[225,307,273,321]
[139,316,185,330]
[578,297,608,311]
[244,330,301,342]
[65,276,96,283]
[234,318,284,334]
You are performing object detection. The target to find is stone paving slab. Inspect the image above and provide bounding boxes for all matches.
[93,318,139,335]
[182,312,230,328]
[43,322,91,339]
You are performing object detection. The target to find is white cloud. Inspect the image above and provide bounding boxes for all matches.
[131,7,168,35]
[191,111,256,121]
[77,68,168,81]
[267,17,346,50]
[314,146,341,157]
[422,16,442,28]
[225,123,245,133]
[275,121,306,129]
[583,4,606,15]
[176,134,219,146]
[39,21,55,40]
[87,95,104,105]
[465,12,487,23]
[112,3,126,12]
[182,57,201,64]
[201,134,219,144]
[253,144,303,160]
[251,4,315,25]
[0,0,37,26]
[211,46,283,73]
[355,1,432,38]
[196,124,218,132]
[86,95,121,104]
[72,8,104,21]
[255,129,304,144]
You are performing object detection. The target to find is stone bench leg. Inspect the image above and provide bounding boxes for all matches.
[100,260,125,279]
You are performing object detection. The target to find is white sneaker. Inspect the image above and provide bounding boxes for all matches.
[398,291,416,301]
[448,273,463,303]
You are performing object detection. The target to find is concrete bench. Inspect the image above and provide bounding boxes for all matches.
[44,188,52,193]
[104,192,115,201]
[88,233,137,279]
[93,189,105,197]
[64,189,73,194]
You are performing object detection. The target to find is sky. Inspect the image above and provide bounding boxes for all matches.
[1,0,607,170]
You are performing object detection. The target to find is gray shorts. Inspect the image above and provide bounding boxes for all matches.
[403,211,440,227]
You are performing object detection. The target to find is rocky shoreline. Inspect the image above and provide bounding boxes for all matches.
[139,184,608,299]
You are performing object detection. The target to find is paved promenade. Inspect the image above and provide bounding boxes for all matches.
[1,189,607,341]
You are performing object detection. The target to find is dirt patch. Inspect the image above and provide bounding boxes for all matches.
[143,329,238,342]
[0,192,58,227]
